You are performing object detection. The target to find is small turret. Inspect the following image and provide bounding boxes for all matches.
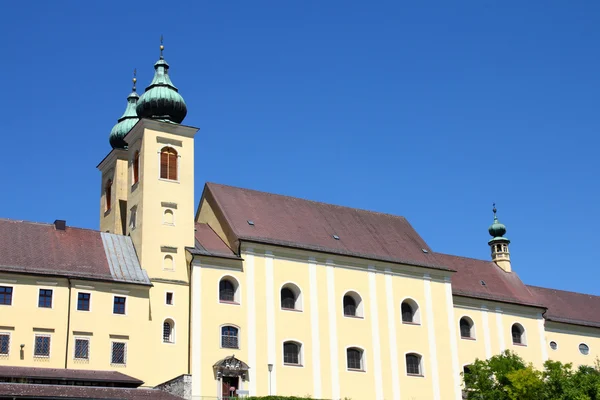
[109,70,140,149]
[488,204,511,272]
[136,37,187,124]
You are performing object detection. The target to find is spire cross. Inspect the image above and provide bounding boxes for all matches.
[132,68,137,91]
[160,35,164,59]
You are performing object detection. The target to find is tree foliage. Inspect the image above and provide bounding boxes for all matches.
[463,351,600,400]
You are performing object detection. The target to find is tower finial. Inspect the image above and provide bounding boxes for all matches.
[132,68,137,92]
[160,35,164,59]
[492,203,497,218]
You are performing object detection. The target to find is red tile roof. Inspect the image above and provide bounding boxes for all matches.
[0,366,143,386]
[434,253,543,308]
[0,219,150,285]
[527,285,600,328]
[189,223,240,259]
[0,383,182,399]
[202,183,451,271]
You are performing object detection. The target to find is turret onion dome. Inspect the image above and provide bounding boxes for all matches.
[136,40,187,124]
[109,71,140,149]
[488,204,509,243]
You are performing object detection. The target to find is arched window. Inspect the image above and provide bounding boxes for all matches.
[163,255,174,270]
[579,343,590,355]
[163,209,174,225]
[219,277,239,304]
[280,283,302,311]
[511,323,525,345]
[283,341,301,365]
[163,319,174,343]
[406,353,422,376]
[343,291,363,318]
[401,299,420,324]
[346,347,364,371]
[132,151,140,185]
[160,147,178,180]
[460,317,474,339]
[221,326,239,349]
[105,179,112,211]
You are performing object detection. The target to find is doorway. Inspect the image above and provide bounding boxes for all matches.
[222,376,239,399]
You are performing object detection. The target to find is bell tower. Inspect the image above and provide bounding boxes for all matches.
[488,204,511,272]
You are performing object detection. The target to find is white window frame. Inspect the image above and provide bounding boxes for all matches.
[162,318,176,344]
[459,315,476,340]
[110,341,127,366]
[282,339,304,367]
[400,297,421,325]
[76,291,92,312]
[73,337,90,360]
[163,254,175,271]
[511,322,527,346]
[342,290,365,319]
[37,288,54,309]
[219,324,241,350]
[112,295,127,316]
[157,146,180,183]
[163,208,176,226]
[0,331,11,356]
[404,351,425,377]
[0,285,14,307]
[218,275,242,305]
[279,281,303,312]
[579,343,590,356]
[345,345,366,372]
[165,291,174,306]
[33,334,51,358]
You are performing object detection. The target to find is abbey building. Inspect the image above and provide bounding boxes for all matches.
[0,44,599,400]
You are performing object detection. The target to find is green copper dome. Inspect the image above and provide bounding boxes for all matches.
[488,204,509,244]
[136,42,187,124]
[109,74,140,149]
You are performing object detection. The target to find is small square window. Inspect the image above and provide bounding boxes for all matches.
[74,338,89,360]
[0,334,10,355]
[34,335,50,357]
[111,342,126,365]
[166,292,173,305]
[113,297,126,315]
[38,289,53,308]
[0,286,12,305]
[77,293,90,311]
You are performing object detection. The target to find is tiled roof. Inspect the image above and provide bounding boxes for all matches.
[0,219,150,286]
[202,183,451,271]
[527,285,600,328]
[0,366,143,386]
[188,223,241,260]
[0,383,182,399]
[434,253,543,307]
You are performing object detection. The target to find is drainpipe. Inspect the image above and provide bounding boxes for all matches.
[64,278,72,369]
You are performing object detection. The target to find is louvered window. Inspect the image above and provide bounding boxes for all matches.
[160,147,178,180]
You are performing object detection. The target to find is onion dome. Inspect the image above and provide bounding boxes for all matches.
[109,71,140,149]
[136,39,187,124]
[488,204,509,243]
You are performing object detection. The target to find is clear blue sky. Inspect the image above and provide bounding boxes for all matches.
[2,1,598,295]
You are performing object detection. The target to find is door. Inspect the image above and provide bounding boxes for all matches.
[222,376,238,399]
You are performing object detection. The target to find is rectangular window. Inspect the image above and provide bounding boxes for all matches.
[113,296,126,315]
[111,342,126,365]
[38,289,53,308]
[77,293,90,311]
[166,292,173,305]
[74,338,89,360]
[34,335,50,357]
[0,334,9,355]
[0,286,13,305]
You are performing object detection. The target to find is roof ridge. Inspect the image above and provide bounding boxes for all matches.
[206,182,409,221]
[434,251,496,264]
[527,284,600,299]
[0,217,101,234]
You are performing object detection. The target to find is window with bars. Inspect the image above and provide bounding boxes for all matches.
[460,317,473,339]
[401,302,414,323]
[111,342,126,365]
[0,334,9,355]
[160,147,178,180]
[283,341,301,365]
[38,289,53,308]
[113,297,126,315]
[343,295,357,317]
[221,326,239,349]
[512,323,524,345]
[406,353,422,375]
[281,288,296,310]
[34,335,50,357]
[219,279,236,303]
[346,348,363,370]
[77,293,90,311]
[0,286,12,305]
[74,338,89,360]
[163,320,174,343]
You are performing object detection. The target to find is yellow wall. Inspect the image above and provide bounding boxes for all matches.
[545,321,600,368]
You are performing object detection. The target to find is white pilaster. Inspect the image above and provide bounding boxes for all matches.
[326,260,340,400]
[481,305,492,359]
[496,307,505,352]
[191,263,202,400]
[424,274,441,400]
[538,312,548,362]
[309,257,322,398]
[246,249,257,395]
[384,268,401,400]
[265,251,276,395]
[368,266,384,400]
[444,277,462,400]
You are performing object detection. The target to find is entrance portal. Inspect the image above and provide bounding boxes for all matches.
[213,355,250,399]
[222,376,238,399]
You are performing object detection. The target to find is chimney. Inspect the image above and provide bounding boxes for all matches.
[54,220,66,231]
